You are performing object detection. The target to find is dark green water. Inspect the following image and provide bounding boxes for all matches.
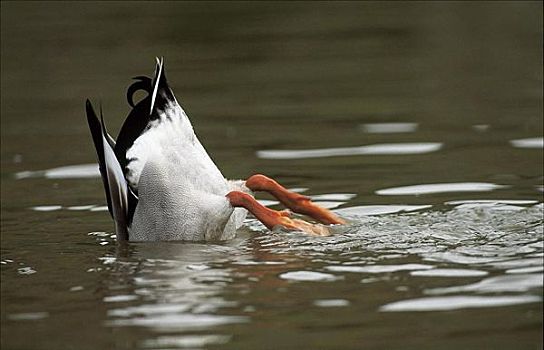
[1,2,543,349]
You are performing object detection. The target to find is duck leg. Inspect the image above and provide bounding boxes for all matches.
[245,174,346,225]
[226,191,331,236]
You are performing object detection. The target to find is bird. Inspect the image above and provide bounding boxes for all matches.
[86,58,345,241]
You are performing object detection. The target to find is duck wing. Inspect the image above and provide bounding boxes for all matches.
[85,101,130,240]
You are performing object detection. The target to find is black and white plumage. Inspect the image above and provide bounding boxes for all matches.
[86,58,249,241]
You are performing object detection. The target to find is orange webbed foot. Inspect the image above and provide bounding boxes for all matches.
[246,174,346,225]
[276,217,331,236]
[227,191,331,236]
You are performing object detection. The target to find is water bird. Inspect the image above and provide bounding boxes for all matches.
[86,58,345,241]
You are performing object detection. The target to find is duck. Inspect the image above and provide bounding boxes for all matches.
[86,58,345,241]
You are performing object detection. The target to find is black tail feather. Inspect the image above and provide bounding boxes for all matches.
[86,99,114,218]
[114,57,176,176]
[127,76,153,108]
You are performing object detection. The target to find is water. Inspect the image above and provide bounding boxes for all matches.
[1,2,543,350]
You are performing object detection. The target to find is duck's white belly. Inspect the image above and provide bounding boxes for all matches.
[124,102,248,241]
[130,190,235,241]
[128,151,247,241]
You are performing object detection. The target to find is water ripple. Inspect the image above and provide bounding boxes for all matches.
[410,269,488,277]
[313,299,350,307]
[360,122,418,133]
[16,163,100,179]
[279,271,340,282]
[107,313,248,331]
[8,312,49,321]
[336,205,431,216]
[325,264,434,274]
[425,274,543,294]
[255,204,543,267]
[376,182,508,196]
[510,137,544,149]
[380,295,541,312]
[141,334,231,349]
[257,142,443,159]
[31,205,62,212]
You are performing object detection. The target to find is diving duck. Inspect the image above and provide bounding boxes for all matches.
[86,58,344,241]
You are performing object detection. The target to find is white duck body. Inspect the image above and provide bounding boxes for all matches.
[86,59,248,241]
[128,103,248,241]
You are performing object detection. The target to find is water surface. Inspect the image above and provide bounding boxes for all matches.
[1,2,543,350]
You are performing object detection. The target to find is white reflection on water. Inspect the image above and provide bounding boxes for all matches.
[67,205,96,211]
[506,266,544,274]
[510,137,544,149]
[31,205,62,212]
[257,142,442,159]
[376,182,508,195]
[103,295,139,303]
[314,299,350,307]
[336,205,431,216]
[410,269,488,277]
[380,295,541,312]
[425,274,543,294]
[8,312,49,321]
[279,271,340,282]
[17,267,37,275]
[472,124,490,132]
[360,122,418,133]
[141,334,231,349]
[446,199,538,205]
[325,264,434,274]
[90,206,108,211]
[108,313,248,330]
[310,193,356,201]
[31,205,109,212]
[16,163,100,179]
